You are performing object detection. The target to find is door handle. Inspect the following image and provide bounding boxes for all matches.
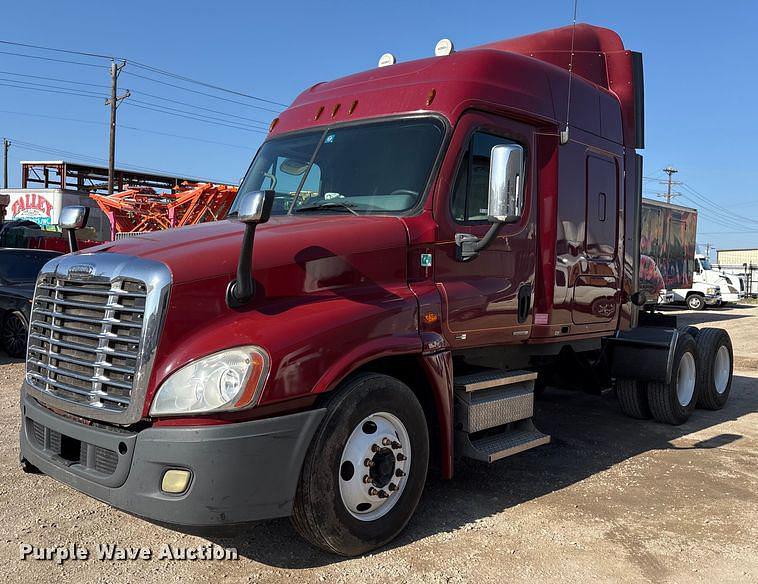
[517,283,532,324]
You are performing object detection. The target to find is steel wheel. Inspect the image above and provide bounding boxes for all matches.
[339,412,410,521]
[676,351,696,406]
[713,345,730,394]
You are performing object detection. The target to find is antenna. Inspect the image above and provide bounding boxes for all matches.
[560,0,579,145]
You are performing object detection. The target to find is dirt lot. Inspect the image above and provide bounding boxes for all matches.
[1,305,756,583]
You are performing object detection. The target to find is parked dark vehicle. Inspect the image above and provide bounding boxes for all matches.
[0,248,62,357]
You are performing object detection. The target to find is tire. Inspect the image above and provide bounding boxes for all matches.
[686,294,705,311]
[647,333,698,425]
[616,378,650,419]
[292,373,429,556]
[694,328,733,410]
[678,325,699,338]
[1,311,28,357]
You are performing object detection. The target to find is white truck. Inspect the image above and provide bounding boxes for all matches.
[689,254,744,305]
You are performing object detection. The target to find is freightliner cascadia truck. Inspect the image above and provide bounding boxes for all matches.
[19,24,735,556]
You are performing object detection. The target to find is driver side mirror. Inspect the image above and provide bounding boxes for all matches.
[456,144,525,261]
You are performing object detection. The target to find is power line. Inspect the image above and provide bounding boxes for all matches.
[122,70,282,114]
[6,137,236,183]
[681,182,758,225]
[0,39,114,60]
[124,101,268,133]
[0,77,105,98]
[0,48,106,68]
[0,109,255,150]
[0,38,286,108]
[0,81,267,133]
[128,60,287,107]
[130,89,270,126]
[0,80,107,99]
[0,70,109,89]
[128,97,267,129]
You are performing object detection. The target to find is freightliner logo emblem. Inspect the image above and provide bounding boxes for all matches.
[67,264,96,278]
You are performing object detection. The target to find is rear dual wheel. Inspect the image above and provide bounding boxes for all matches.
[694,328,733,410]
[292,373,429,556]
[617,333,699,425]
[646,333,699,425]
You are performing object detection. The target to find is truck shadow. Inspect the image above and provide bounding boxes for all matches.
[200,373,757,568]
[0,351,23,366]
[655,309,753,326]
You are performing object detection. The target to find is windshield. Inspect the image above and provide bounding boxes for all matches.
[700,258,713,271]
[231,118,445,216]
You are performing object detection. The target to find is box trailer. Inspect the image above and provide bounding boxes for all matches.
[19,24,735,556]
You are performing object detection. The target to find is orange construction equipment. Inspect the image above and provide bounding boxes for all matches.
[90,182,238,240]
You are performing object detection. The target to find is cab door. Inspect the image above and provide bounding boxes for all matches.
[433,112,536,349]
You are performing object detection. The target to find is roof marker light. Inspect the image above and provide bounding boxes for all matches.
[378,53,396,67]
[434,38,454,56]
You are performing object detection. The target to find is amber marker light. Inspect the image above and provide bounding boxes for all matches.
[423,312,439,325]
[233,350,268,408]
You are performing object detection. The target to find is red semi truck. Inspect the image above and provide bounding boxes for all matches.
[19,24,734,556]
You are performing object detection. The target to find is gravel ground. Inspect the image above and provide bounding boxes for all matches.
[1,305,756,583]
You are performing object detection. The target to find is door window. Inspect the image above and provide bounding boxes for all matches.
[451,132,521,223]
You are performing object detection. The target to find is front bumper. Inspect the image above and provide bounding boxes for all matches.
[704,293,721,305]
[719,292,741,303]
[20,387,325,526]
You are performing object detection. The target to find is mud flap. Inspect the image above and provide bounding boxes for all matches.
[604,327,679,385]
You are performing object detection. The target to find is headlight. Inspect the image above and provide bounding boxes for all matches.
[707,287,718,295]
[150,346,270,416]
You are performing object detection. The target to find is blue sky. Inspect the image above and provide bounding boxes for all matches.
[1,0,756,253]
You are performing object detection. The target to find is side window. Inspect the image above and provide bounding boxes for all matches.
[585,155,618,260]
[451,132,520,223]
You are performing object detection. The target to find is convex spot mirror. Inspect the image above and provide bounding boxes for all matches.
[487,144,524,224]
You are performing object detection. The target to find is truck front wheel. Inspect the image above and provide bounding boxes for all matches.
[686,294,706,311]
[292,373,429,556]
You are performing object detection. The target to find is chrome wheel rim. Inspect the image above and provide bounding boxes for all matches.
[714,345,730,394]
[676,351,696,406]
[338,412,410,522]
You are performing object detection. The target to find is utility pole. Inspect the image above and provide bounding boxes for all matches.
[3,138,10,188]
[662,165,679,204]
[705,242,713,260]
[106,60,130,195]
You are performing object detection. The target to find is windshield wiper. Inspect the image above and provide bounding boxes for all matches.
[294,201,360,216]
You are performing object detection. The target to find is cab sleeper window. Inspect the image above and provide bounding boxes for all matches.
[451,132,522,223]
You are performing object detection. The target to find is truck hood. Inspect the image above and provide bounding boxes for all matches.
[84,214,410,285]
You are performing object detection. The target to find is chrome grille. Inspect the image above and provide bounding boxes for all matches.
[24,253,171,424]
[27,275,147,412]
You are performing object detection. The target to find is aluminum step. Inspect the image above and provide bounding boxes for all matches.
[454,369,537,432]
[457,420,550,463]
[455,386,534,433]
[454,369,537,393]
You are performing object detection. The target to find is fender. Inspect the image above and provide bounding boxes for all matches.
[146,280,422,417]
